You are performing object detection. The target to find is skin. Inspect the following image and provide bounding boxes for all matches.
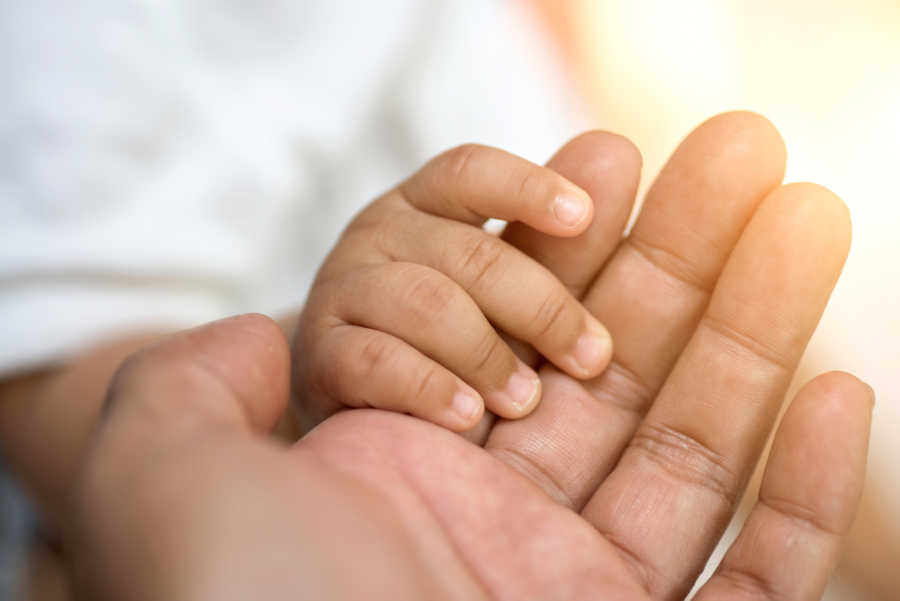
[72,322,870,600]
[294,143,615,432]
[0,131,626,519]
[66,112,872,599]
[0,125,632,599]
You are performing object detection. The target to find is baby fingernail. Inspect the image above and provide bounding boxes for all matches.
[572,322,613,375]
[504,364,541,413]
[553,193,589,227]
[452,389,483,422]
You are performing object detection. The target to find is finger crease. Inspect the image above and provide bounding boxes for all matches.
[531,292,568,341]
[760,495,845,538]
[488,446,577,509]
[715,563,784,600]
[514,169,539,207]
[626,236,713,295]
[412,365,442,407]
[700,314,794,373]
[459,236,504,294]
[391,464,496,600]
[471,334,504,374]
[443,145,483,221]
[587,359,656,417]
[629,423,740,507]
[592,526,655,597]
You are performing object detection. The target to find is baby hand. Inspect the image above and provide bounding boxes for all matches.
[293,144,613,433]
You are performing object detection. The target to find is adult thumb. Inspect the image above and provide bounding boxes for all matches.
[101,313,291,437]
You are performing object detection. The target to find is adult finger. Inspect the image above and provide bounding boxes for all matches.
[583,184,852,600]
[694,372,872,601]
[503,131,641,297]
[398,144,594,237]
[79,313,292,527]
[101,314,291,436]
[486,112,786,507]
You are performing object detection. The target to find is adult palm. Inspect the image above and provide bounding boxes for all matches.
[72,114,872,601]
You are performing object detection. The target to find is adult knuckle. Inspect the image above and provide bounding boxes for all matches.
[105,347,163,408]
[629,423,740,507]
[761,495,844,537]
[104,342,213,424]
[589,359,657,417]
[715,565,781,599]
[108,350,147,391]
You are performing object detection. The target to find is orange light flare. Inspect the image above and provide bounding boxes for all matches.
[565,0,900,384]
[562,2,900,598]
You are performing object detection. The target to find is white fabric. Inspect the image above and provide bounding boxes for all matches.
[0,0,581,376]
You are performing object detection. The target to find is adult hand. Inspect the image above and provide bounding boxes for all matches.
[71,113,872,600]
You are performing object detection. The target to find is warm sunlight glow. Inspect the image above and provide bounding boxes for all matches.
[573,0,900,214]
[571,0,900,361]
[568,3,900,598]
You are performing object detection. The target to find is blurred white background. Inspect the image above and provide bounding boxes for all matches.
[2,1,896,598]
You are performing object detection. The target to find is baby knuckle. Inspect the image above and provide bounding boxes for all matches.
[352,200,412,253]
[530,287,571,340]
[410,364,444,403]
[514,167,547,204]
[403,271,459,316]
[441,143,482,181]
[457,234,505,292]
[354,335,397,382]
[469,330,506,374]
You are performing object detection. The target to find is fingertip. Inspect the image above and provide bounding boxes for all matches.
[665,111,787,209]
[549,130,643,176]
[551,186,594,233]
[546,130,642,224]
[486,361,542,419]
[446,385,486,430]
[697,110,787,177]
[560,318,614,380]
[801,370,875,414]
[518,168,595,237]
[774,182,853,259]
[198,313,292,426]
[763,370,873,534]
[106,313,292,434]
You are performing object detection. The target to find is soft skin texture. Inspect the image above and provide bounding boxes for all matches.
[0,131,632,522]
[293,143,618,433]
[70,112,873,600]
[72,313,871,601]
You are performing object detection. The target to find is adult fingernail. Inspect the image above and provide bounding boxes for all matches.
[452,388,483,422]
[572,322,613,375]
[553,193,589,228]
[503,363,541,414]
